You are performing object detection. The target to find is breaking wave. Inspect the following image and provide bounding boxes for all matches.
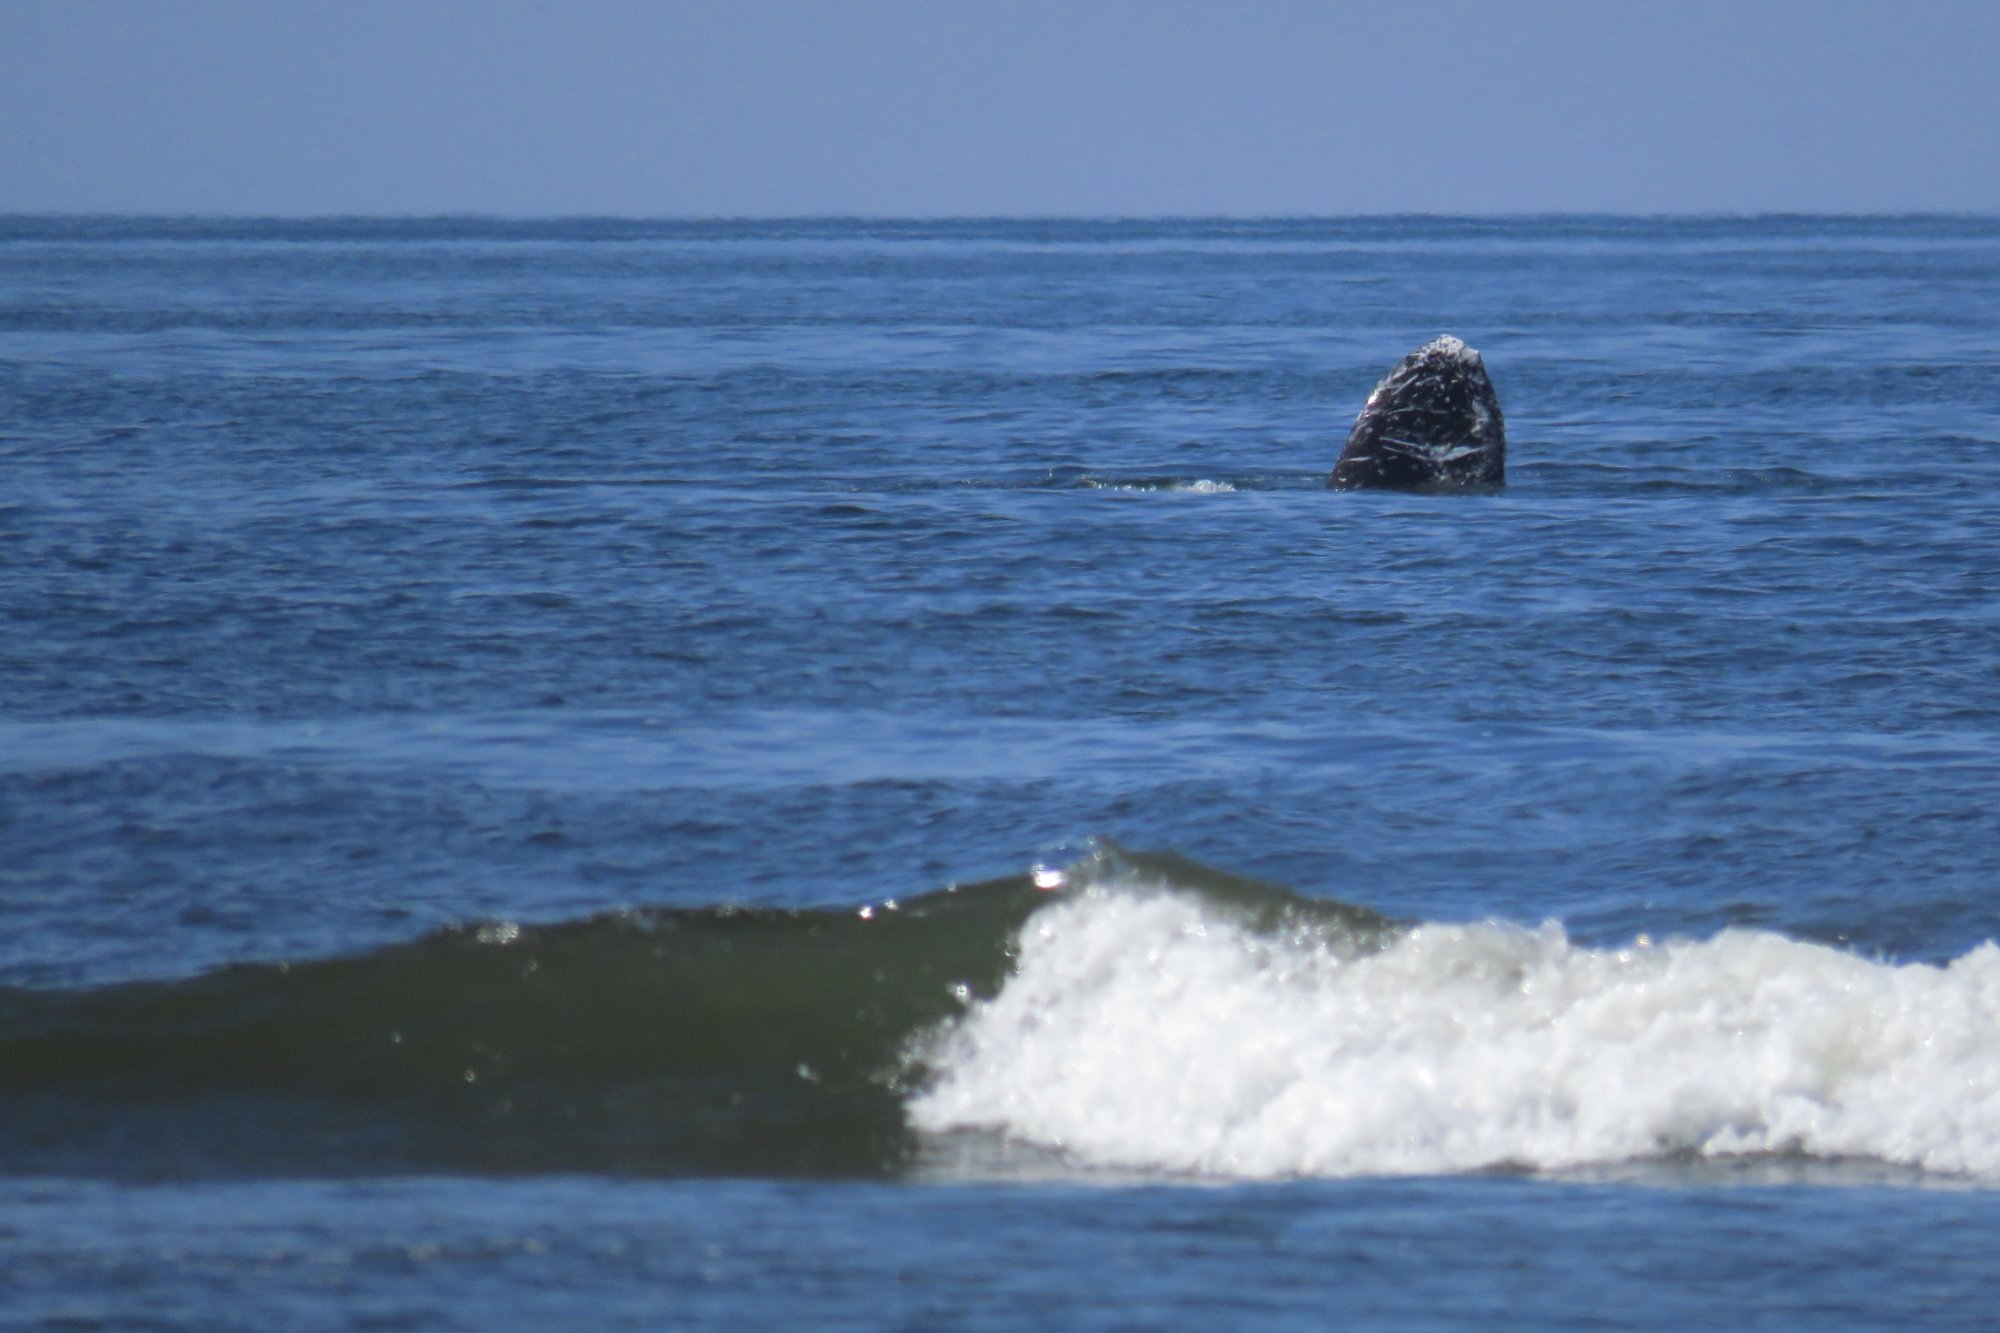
[915,878,2000,1181]
[7,840,2000,1183]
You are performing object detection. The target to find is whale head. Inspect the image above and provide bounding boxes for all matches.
[1328,335,1506,490]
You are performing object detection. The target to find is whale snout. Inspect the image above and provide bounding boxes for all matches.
[1328,336,1506,490]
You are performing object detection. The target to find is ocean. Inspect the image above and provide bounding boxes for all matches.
[3,214,1999,1327]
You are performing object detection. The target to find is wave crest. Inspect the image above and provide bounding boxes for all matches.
[912,886,2000,1180]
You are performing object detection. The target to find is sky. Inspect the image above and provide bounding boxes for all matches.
[4,0,1998,216]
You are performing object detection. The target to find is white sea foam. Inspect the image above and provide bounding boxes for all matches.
[911,886,2000,1180]
[1079,477,1236,493]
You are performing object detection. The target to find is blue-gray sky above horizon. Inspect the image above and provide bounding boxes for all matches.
[5,0,1998,216]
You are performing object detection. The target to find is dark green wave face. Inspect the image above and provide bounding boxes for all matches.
[0,845,1396,1180]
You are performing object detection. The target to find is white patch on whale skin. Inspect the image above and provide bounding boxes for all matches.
[1374,435,1440,459]
[1422,333,1481,368]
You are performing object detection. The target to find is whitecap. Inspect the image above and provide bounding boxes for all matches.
[911,886,2000,1180]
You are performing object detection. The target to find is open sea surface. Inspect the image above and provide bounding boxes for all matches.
[3,215,2000,1327]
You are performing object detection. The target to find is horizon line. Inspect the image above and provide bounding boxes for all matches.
[5,210,1998,224]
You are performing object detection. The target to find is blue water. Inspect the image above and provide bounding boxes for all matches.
[3,215,2000,1326]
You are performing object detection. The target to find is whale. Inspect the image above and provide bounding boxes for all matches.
[1327,335,1505,489]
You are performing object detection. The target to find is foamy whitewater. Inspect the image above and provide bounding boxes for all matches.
[913,884,2000,1180]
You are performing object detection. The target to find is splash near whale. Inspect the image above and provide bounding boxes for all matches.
[1329,335,1506,489]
